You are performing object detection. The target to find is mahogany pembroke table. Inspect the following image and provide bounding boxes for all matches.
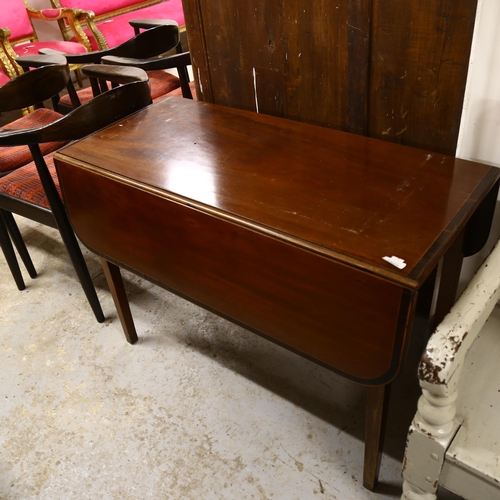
[53,97,500,490]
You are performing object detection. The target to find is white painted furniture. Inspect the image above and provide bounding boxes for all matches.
[402,240,500,500]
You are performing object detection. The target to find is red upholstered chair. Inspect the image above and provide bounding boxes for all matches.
[0,56,151,322]
[0,0,89,81]
[49,0,185,51]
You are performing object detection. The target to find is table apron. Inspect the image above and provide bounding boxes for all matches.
[58,163,415,384]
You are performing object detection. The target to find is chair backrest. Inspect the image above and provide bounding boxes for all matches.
[0,60,151,146]
[102,50,192,99]
[40,22,180,65]
[53,0,162,19]
[0,54,69,112]
[2,0,36,44]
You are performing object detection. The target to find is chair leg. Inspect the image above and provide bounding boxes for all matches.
[1,211,37,279]
[363,384,391,490]
[30,145,105,323]
[101,259,138,344]
[0,211,26,290]
[56,217,105,323]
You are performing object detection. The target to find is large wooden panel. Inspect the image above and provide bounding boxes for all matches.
[182,0,478,153]
[184,0,370,132]
[369,0,478,154]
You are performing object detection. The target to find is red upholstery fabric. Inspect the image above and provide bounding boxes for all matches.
[13,40,87,57]
[0,152,59,209]
[0,70,10,86]
[0,108,66,174]
[148,69,180,100]
[160,80,197,101]
[58,0,149,17]
[64,1,185,50]
[59,69,180,106]
[40,9,67,19]
[59,86,93,107]
[3,0,34,40]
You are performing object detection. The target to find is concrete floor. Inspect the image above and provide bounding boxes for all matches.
[0,217,463,499]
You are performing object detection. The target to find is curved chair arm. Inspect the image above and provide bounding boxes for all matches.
[39,24,180,65]
[419,239,500,398]
[15,53,68,70]
[128,18,179,33]
[15,53,81,108]
[103,51,190,71]
[82,63,149,86]
[128,19,185,53]
[402,239,500,500]
[0,64,150,147]
[102,51,192,99]
[0,56,69,112]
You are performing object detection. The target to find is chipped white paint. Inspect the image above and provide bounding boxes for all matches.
[252,67,259,113]
[402,239,500,499]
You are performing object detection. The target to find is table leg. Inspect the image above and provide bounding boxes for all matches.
[363,384,391,490]
[101,258,138,344]
[433,231,465,328]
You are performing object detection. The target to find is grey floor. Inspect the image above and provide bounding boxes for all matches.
[0,217,463,499]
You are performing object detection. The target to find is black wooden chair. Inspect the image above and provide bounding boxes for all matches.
[0,55,151,322]
[101,44,194,101]
[29,22,193,113]
[97,17,194,101]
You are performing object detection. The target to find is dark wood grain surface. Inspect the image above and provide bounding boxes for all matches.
[54,98,498,486]
[56,98,497,286]
[54,98,499,384]
[182,0,477,154]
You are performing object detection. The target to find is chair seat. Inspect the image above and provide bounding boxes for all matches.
[0,108,65,174]
[12,40,87,57]
[155,80,197,102]
[59,69,180,106]
[0,152,60,209]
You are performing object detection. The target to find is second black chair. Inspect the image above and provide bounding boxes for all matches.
[0,55,151,321]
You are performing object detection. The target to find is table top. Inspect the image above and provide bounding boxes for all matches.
[56,97,500,288]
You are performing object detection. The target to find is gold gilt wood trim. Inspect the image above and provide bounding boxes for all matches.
[0,28,24,80]
[49,0,165,50]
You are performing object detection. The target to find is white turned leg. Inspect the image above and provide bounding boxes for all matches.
[402,387,460,497]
